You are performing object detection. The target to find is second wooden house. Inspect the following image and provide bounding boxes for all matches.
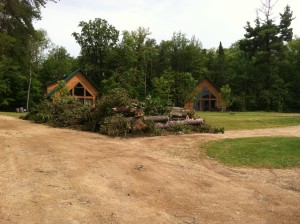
[185,78,224,111]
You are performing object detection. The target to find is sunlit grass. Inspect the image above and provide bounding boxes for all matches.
[0,112,28,118]
[204,137,300,168]
[196,112,300,130]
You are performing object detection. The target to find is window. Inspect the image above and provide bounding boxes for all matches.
[201,88,210,98]
[86,90,92,96]
[194,88,218,111]
[74,83,84,96]
[70,82,94,106]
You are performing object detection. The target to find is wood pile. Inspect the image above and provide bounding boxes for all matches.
[112,105,203,131]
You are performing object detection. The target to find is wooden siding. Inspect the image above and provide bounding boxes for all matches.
[66,71,98,97]
[45,70,99,106]
[45,82,58,95]
[185,78,224,111]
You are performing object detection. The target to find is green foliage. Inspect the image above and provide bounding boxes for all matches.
[99,114,129,136]
[2,2,300,113]
[27,81,91,127]
[237,2,294,111]
[51,101,90,127]
[220,84,233,111]
[144,95,171,115]
[93,88,135,122]
[167,124,192,134]
[0,0,53,112]
[205,137,300,168]
[144,74,173,115]
[26,99,53,123]
[72,18,119,84]
[40,46,78,85]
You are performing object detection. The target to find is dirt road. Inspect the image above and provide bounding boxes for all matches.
[0,115,299,224]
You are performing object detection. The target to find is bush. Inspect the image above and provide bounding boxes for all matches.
[25,98,53,123]
[93,88,136,123]
[144,95,171,115]
[167,124,192,134]
[51,100,90,127]
[100,114,129,136]
[26,81,91,127]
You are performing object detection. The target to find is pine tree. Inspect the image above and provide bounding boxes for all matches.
[238,2,293,111]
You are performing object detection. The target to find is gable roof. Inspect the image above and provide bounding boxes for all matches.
[46,68,99,98]
[196,77,221,92]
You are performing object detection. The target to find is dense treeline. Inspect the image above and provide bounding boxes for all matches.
[1,0,300,112]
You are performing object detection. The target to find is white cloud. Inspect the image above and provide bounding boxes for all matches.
[34,0,300,57]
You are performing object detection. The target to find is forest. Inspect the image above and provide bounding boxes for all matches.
[1,0,300,112]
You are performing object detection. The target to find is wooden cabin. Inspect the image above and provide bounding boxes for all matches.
[185,78,224,111]
[45,69,99,106]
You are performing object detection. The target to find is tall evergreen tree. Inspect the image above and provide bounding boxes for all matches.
[239,1,293,111]
[214,42,226,87]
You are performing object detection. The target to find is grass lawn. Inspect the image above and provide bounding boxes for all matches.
[0,112,27,118]
[204,137,300,168]
[196,112,300,130]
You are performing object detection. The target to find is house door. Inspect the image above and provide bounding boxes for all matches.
[201,100,210,111]
[194,88,218,111]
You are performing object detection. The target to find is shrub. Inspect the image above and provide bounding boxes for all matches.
[25,98,53,123]
[144,95,171,115]
[93,88,135,122]
[51,100,90,127]
[100,114,129,136]
[167,124,192,134]
[26,81,91,127]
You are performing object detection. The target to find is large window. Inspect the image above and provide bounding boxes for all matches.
[74,83,84,96]
[70,82,94,106]
[194,88,218,111]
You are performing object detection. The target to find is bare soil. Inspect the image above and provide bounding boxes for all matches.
[0,115,300,224]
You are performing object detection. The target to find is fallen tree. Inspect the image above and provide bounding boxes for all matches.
[155,118,204,128]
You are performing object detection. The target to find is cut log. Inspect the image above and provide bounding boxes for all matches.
[155,118,204,128]
[168,118,204,126]
[112,106,144,117]
[146,116,169,123]
[169,107,195,119]
[155,122,169,128]
[125,117,147,131]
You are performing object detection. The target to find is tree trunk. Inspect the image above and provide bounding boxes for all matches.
[156,118,204,128]
[146,116,169,123]
[26,62,32,112]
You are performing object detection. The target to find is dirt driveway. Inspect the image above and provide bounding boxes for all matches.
[0,115,299,224]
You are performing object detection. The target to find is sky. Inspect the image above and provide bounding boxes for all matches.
[34,0,300,57]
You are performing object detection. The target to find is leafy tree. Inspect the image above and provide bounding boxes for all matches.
[220,84,233,111]
[0,0,56,111]
[72,18,119,84]
[145,74,173,115]
[0,0,56,59]
[281,38,300,111]
[111,27,158,99]
[27,29,50,111]
[40,46,78,85]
